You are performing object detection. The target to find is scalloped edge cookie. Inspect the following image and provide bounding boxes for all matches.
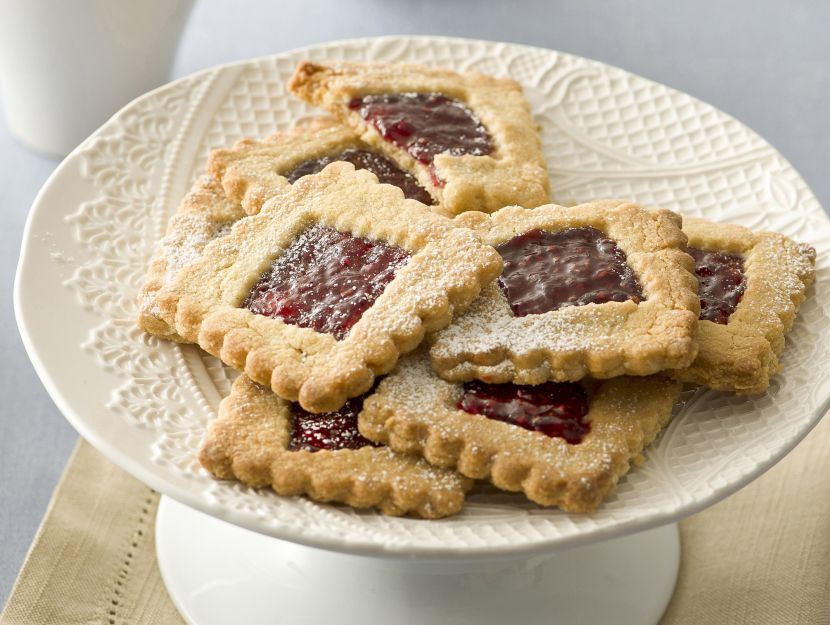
[288,61,549,215]
[359,352,681,512]
[672,216,816,393]
[154,161,503,412]
[208,116,433,214]
[429,201,701,384]
[200,375,472,518]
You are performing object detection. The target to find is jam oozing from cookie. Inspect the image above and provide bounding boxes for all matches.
[688,247,746,324]
[496,227,643,316]
[244,224,411,340]
[457,380,590,444]
[289,394,380,452]
[285,147,434,205]
[348,92,493,185]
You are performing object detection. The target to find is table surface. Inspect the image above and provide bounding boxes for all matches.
[2,0,829,608]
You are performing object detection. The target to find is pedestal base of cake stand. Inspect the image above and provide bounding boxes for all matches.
[155,496,680,625]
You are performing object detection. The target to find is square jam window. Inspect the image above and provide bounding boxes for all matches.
[496,227,643,316]
[349,92,492,185]
[457,380,590,444]
[687,247,746,324]
[244,224,411,340]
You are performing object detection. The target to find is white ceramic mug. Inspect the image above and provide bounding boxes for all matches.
[0,0,195,156]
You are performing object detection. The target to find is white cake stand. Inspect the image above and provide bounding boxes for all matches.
[155,496,680,625]
[15,36,830,625]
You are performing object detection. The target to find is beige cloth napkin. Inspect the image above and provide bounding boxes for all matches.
[3,413,830,625]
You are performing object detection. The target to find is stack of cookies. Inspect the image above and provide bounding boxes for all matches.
[137,62,816,519]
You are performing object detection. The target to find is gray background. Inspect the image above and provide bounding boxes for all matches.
[2,0,828,608]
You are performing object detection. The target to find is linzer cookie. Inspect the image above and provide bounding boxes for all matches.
[137,176,246,341]
[288,61,549,215]
[360,352,681,512]
[201,376,472,518]
[672,216,815,393]
[139,119,437,341]
[209,117,433,215]
[429,201,700,384]
[154,162,502,412]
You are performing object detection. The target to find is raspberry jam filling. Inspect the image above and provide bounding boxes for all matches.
[457,380,590,444]
[348,92,493,186]
[285,147,433,205]
[688,247,746,324]
[496,227,644,317]
[289,394,379,452]
[243,224,410,340]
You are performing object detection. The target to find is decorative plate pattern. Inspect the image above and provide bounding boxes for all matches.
[17,36,830,557]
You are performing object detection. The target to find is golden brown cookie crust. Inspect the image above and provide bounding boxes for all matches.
[137,175,246,342]
[154,162,503,412]
[429,201,701,384]
[672,216,816,394]
[288,61,550,216]
[200,376,471,518]
[359,353,681,512]
[209,117,381,215]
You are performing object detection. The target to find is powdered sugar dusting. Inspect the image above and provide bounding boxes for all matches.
[163,214,236,282]
[432,282,616,362]
[368,352,681,509]
[140,210,241,317]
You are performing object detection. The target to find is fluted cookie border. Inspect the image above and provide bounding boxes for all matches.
[208,117,351,214]
[154,162,502,412]
[360,353,681,512]
[288,60,549,215]
[200,375,472,518]
[429,201,700,384]
[672,216,816,394]
[208,116,433,215]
